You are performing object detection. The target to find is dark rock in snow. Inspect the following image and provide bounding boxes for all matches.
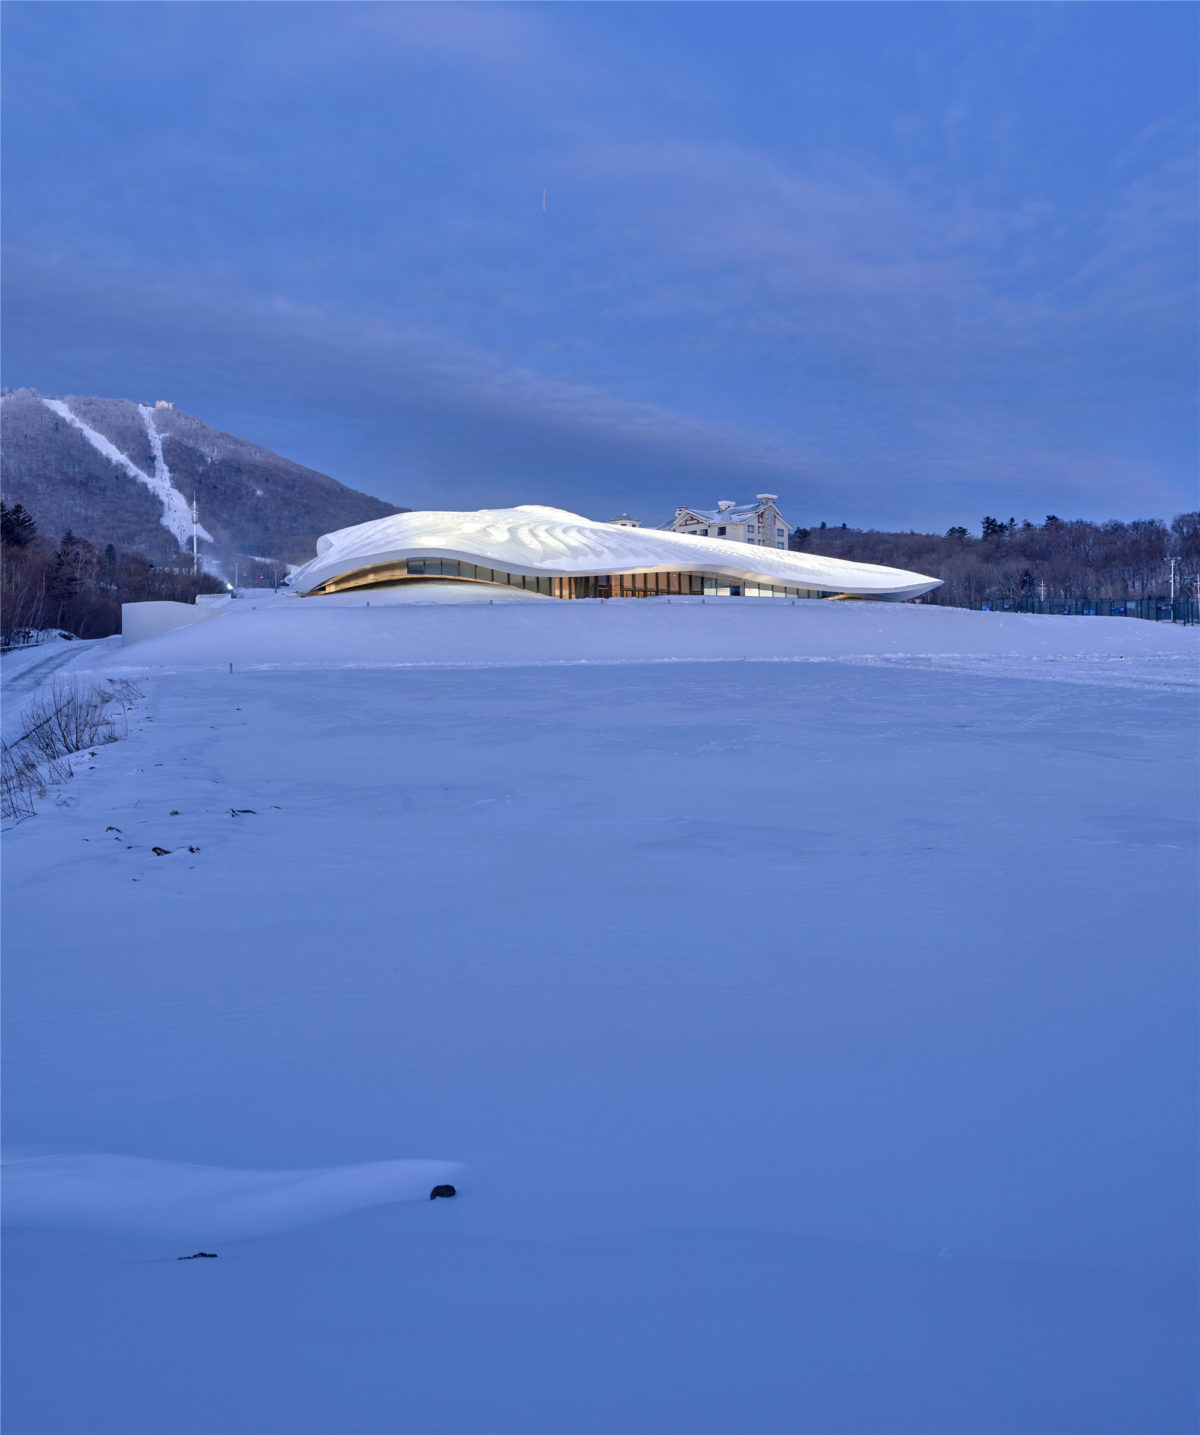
[429,1185,457,1201]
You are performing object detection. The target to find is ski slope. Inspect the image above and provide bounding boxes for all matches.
[4,602,1197,1433]
[41,398,214,552]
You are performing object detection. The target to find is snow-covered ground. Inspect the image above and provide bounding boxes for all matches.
[4,601,1197,1433]
[97,587,1200,673]
[0,635,119,739]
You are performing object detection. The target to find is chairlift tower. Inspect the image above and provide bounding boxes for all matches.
[191,493,199,576]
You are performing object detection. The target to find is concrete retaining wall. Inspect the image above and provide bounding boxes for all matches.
[121,601,225,647]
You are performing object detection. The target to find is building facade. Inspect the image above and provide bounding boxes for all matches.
[288,506,942,602]
[669,495,789,549]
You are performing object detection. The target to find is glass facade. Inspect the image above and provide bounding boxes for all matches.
[310,558,826,601]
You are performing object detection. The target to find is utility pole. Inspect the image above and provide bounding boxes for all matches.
[1168,556,1180,604]
[191,493,199,576]
[1038,578,1047,602]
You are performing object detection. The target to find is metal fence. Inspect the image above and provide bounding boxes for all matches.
[940,596,1199,623]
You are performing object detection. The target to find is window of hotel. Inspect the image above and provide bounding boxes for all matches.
[717,526,726,536]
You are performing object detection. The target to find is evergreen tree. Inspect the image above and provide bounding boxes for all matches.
[52,533,99,602]
[1,502,38,547]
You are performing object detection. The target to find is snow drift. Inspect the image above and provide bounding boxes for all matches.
[3,1154,465,1243]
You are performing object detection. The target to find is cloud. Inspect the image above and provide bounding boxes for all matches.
[3,4,1195,528]
[1,245,824,514]
[5,206,1193,530]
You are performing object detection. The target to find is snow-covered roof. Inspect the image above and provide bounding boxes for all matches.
[676,502,772,524]
[290,506,941,600]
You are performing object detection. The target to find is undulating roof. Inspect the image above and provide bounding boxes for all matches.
[289,506,942,600]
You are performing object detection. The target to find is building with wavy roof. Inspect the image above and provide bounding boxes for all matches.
[288,506,942,602]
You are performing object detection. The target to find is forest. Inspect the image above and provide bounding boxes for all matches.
[1,503,225,646]
[792,512,1200,608]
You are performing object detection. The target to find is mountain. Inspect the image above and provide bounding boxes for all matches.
[0,388,404,570]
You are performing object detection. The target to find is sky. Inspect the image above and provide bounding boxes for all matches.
[2,2,1197,531]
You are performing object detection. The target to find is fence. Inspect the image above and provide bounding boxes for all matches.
[938,596,1199,623]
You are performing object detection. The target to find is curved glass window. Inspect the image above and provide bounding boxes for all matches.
[310,560,825,601]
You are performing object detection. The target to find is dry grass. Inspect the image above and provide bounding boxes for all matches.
[1,677,141,819]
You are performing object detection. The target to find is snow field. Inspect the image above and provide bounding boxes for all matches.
[3,608,1198,1432]
[95,590,1200,678]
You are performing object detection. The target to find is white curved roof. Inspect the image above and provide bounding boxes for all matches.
[290,505,942,600]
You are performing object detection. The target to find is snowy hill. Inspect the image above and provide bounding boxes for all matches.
[0,388,402,567]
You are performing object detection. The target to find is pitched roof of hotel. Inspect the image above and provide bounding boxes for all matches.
[676,502,770,524]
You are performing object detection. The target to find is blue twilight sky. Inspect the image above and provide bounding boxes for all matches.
[2,2,1197,530]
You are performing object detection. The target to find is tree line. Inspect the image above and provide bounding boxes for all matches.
[6,501,1199,642]
[790,512,1200,606]
[1,502,226,646]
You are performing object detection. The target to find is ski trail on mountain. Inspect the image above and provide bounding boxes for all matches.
[136,404,220,573]
[40,398,212,550]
